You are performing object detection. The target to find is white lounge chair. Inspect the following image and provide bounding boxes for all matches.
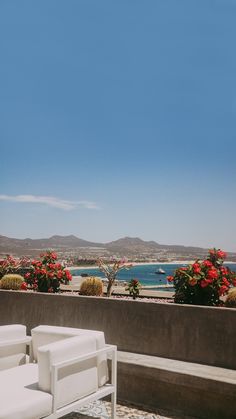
[0,326,117,419]
[31,325,109,387]
[0,324,32,371]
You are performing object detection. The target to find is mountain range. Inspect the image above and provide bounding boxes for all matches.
[1,234,235,260]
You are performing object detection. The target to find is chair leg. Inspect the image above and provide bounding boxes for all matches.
[111,391,116,419]
[111,347,117,419]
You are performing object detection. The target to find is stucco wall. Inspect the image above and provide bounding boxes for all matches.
[0,290,235,369]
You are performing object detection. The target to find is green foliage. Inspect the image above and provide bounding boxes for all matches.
[126,278,141,300]
[225,288,236,308]
[0,255,31,279]
[0,274,24,290]
[80,277,103,296]
[25,251,72,293]
[168,248,236,306]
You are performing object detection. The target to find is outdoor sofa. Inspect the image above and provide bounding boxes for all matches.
[0,324,117,419]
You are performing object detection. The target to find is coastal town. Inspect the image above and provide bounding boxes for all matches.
[1,234,236,264]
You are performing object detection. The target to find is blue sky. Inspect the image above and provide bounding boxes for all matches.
[0,0,236,251]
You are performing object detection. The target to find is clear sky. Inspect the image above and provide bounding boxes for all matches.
[0,0,236,251]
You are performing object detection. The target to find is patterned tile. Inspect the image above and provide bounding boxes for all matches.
[63,401,195,419]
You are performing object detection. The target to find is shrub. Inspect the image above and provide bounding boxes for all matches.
[168,248,236,306]
[0,256,31,279]
[97,257,132,297]
[126,278,141,299]
[25,250,72,293]
[225,288,236,308]
[80,277,103,296]
[0,274,25,290]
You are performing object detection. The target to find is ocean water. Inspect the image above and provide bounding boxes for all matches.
[71,263,236,287]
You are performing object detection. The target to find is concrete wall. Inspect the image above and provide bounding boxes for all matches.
[0,290,236,369]
[117,361,236,419]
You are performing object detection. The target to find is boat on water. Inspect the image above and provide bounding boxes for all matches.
[155,267,166,274]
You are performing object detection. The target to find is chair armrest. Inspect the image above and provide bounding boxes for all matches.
[51,344,116,371]
[0,336,32,348]
[51,344,117,413]
[0,336,33,361]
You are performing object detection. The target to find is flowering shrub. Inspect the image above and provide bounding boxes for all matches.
[0,255,31,279]
[167,248,236,306]
[25,250,72,293]
[97,257,132,297]
[126,279,141,300]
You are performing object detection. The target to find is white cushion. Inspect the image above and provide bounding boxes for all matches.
[32,325,108,386]
[0,325,27,370]
[0,325,26,341]
[0,363,52,419]
[0,354,28,371]
[38,335,98,409]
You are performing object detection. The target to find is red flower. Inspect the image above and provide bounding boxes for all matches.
[207,268,218,280]
[202,260,213,268]
[40,269,47,275]
[222,277,230,287]
[189,277,198,286]
[167,276,174,282]
[192,263,201,274]
[217,250,227,259]
[220,267,228,275]
[65,270,72,280]
[219,285,229,296]
[57,270,63,279]
[24,272,31,279]
[132,279,139,285]
[20,282,27,290]
[200,279,209,288]
[200,279,212,288]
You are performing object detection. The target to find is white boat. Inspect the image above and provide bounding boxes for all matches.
[155,267,166,274]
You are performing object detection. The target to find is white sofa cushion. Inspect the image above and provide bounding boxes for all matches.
[38,335,98,409]
[32,325,108,386]
[0,363,52,419]
[0,325,26,341]
[0,325,27,370]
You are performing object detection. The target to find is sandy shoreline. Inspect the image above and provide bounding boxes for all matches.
[68,261,192,271]
[68,260,236,271]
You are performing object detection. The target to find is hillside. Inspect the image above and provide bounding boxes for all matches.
[1,234,235,261]
[0,234,103,257]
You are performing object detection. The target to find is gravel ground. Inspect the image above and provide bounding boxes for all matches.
[110,295,173,303]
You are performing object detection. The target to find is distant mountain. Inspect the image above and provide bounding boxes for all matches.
[0,234,235,260]
[106,236,162,252]
[0,234,103,256]
[105,236,210,256]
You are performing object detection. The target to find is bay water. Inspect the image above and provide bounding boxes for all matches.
[71,263,236,288]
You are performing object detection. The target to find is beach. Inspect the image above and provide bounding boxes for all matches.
[68,260,193,271]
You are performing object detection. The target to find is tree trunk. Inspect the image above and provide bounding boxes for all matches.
[106,281,113,297]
